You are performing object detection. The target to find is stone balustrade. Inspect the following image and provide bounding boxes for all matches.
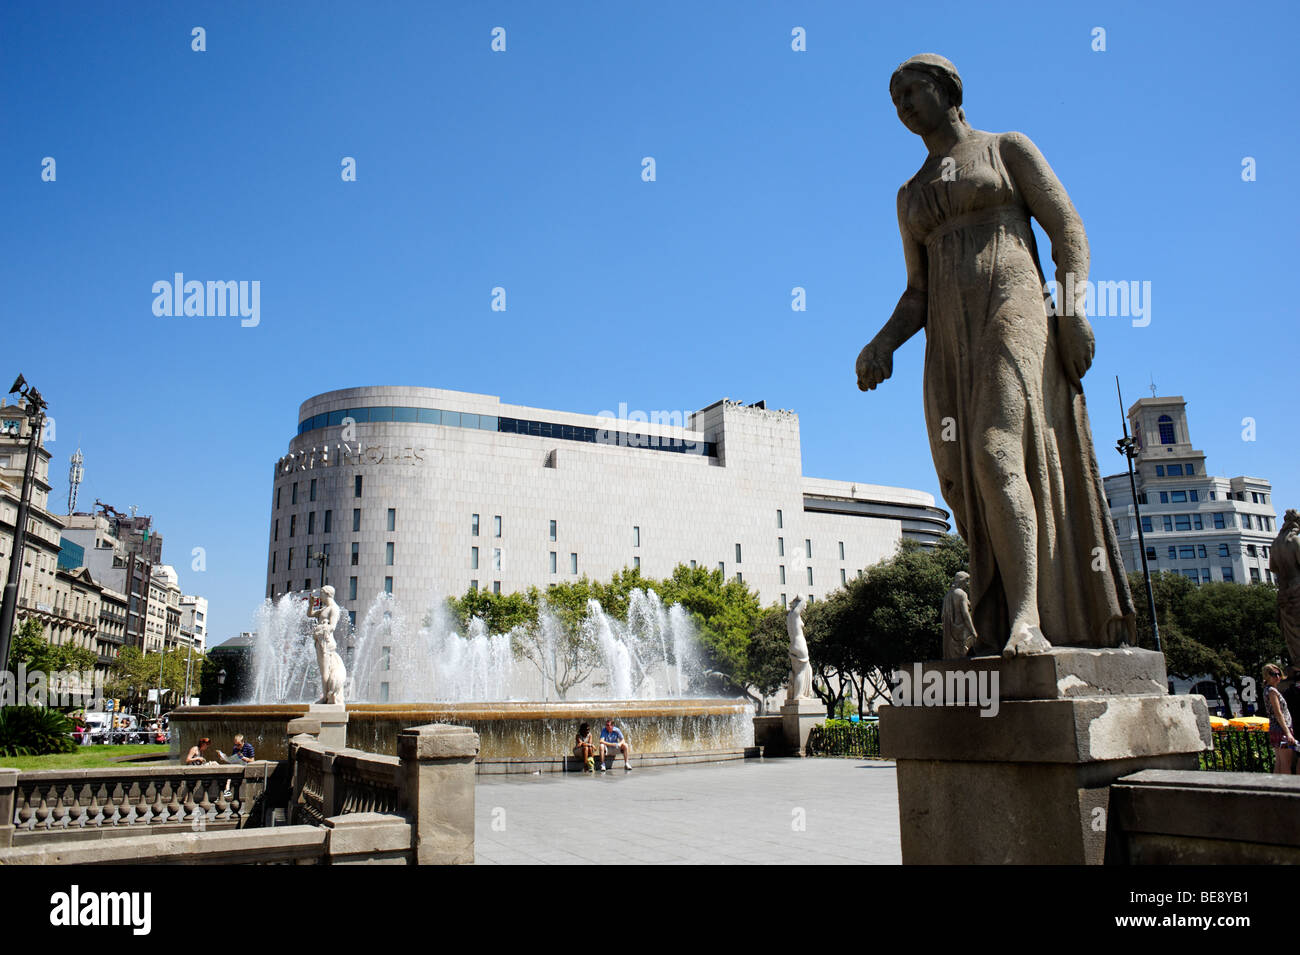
[1,721,478,864]
[2,764,272,847]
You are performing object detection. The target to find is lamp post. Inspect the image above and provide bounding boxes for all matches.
[216,668,226,705]
[1116,378,1160,652]
[0,375,48,673]
[310,551,329,590]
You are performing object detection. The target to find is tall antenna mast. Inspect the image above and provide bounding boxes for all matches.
[67,447,84,512]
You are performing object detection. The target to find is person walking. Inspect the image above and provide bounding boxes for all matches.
[1263,664,1296,774]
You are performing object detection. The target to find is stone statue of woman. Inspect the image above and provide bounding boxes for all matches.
[305,586,347,704]
[1270,509,1300,665]
[786,595,814,701]
[856,54,1135,657]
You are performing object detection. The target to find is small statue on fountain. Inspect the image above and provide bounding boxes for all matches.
[786,595,814,701]
[305,585,347,705]
[942,571,979,659]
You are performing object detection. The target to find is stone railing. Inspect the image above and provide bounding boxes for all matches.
[289,738,403,824]
[1,764,275,847]
[1,721,479,865]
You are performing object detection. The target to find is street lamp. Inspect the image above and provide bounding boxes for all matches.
[1116,378,1161,652]
[0,375,48,672]
[310,551,329,590]
[216,668,227,705]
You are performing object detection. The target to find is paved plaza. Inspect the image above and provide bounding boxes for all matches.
[474,758,901,865]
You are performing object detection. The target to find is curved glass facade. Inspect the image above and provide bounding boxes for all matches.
[296,406,716,457]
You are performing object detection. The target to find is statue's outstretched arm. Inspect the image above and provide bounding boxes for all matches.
[857,187,927,391]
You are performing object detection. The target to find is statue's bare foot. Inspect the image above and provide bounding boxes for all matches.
[1003,624,1051,658]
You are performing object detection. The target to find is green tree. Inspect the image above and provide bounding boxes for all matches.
[9,617,97,675]
[657,564,764,695]
[803,588,854,716]
[1181,580,1283,711]
[747,606,793,708]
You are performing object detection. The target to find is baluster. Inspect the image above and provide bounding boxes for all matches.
[34,783,54,830]
[88,782,106,827]
[15,783,35,830]
[123,781,141,825]
[167,777,183,823]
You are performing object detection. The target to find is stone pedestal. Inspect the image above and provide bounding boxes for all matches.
[398,723,480,865]
[879,648,1211,865]
[781,697,826,757]
[294,703,349,749]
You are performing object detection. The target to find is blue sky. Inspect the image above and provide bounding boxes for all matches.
[2,1,1296,644]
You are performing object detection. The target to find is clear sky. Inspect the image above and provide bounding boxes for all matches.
[2,0,1296,645]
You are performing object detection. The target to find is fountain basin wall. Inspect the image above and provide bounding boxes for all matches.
[170,699,754,763]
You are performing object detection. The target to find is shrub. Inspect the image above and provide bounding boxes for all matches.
[1199,730,1274,773]
[0,705,78,758]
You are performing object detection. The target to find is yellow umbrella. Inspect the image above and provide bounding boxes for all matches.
[1208,715,1230,731]
[1228,716,1270,732]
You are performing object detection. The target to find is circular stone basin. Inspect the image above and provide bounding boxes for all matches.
[169,699,754,762]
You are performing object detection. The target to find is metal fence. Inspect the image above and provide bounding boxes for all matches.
[1200,730,1275,773]
[806,720,882,759]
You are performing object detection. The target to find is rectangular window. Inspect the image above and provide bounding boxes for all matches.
[493,548,502,571]
[1250,568,1260,583]
[570,553,577,574]
[1193,515,1203,530]
[633,526,640,548]
[1189,490,1198,502]
[1169,464,1183,476]
[1175,514,1191,531]
[1247,544,1257,557]
[386,542,394,566]
[690,560,696,569]
[1170,490,1187,503]
[1179,546,1196,559]
[472,514,480,536]
[1163,516,1173,532]
[718,562,725,575]
[777,509,783,529]
[384,576,393,594]
[1145,546,1156,561]
[307,512,316,535]
[310,478,317,502]
[1138,492,1148,505]
[288,547,294,570]
[1159,492,1169,504]
[349,577,357,601]
[276,487,281,509]
[351,542,359,566]
[549,551,556,573]
[1209,491,1216,501]
[1213,513,1226,529]
[1187,463,1195,475]
[353,508,361,532]
[781,594,787,608]
[778,537,784,557]
[805,539,812,559]
[1141,516,1152,533]
[470,580,478,592]
[493,581,501,595]
[841,568,847,585]
[305,578,312,591]
[735,543,742,564]
[1155,466,1165,477]
[780,565,786,585]
[737,571,743,583]
[1168,546,1176,560]
[1217,543,1229,557]
[807,567,814,586]
[471,547,479,570]
[387,508,396,532]
[274,519,279,542]
[494,515,502,537]
[271,551,277,573]
[1242,514,1253,530]
[633,556,640,571]
[549,520,557,542]
[324,510,332,533]
[839,541,845,560]
[1197,545,1208,558]
[1222,567,1234,582]
[354,475,362,498]
[292,482,298,505]
[289,514,297,537]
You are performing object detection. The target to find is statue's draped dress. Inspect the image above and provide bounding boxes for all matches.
[902,131,1136,649]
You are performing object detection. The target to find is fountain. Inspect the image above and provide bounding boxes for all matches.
[173,587,754,765]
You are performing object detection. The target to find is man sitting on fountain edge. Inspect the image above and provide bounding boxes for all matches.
[599,719,632,772]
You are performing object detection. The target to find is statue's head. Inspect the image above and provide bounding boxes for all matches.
[889,53,965,136]
[1286,508,1299,527]
[321,585,335,600]
[953,570,971,590]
